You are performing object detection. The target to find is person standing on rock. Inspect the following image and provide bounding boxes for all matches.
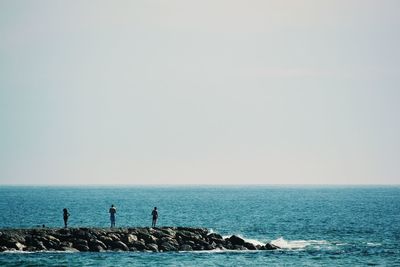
[63,208,70,228]
[109,204,117,228]
[151,207,158,227]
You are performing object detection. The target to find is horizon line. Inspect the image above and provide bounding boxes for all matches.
[1,183,399,187]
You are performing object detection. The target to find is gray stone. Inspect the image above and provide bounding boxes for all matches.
[121,234,138,245]
[137,233,157,244]
[73,239,88,247]
[88,239,107,251]
[159,241,178,252]
[180,244,193,251]
[146,243,158,252]
[99,236,114,246]
[110,241,129,251]
[74,244,90,251]
[7,241,26,251]
[130,240,147,251]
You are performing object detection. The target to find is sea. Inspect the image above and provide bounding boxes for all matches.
[0,186,399,266]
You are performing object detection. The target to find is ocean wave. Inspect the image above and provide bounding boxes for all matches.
[270,237,328,249]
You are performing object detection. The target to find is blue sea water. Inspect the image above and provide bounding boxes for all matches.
[0,186,399,266]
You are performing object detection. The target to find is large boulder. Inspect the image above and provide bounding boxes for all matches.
[159,241,178,252]
[130,240,147,251]
[207,233,223,240]
[7,241,26,251]
[160,228,176,238]
[110,241,129,251]
[146,243,159,252]
[149,228,173,239]
[227,235,245,246]
[158,237,179,248]
[243,242,257,250]
[98,236,114,246]
[74,244,90,252]
[121,234,138,245]
[137,233,157,244]
[88,239,107,251]
[73,239,89,251]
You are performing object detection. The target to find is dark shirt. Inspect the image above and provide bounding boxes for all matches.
[152,210,158,219]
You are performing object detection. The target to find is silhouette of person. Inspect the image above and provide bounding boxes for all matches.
[109,204,117,228]
[151,207,158,227]
[63,208,70,228]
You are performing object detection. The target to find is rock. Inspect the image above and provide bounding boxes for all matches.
[206,241,217,250]
[98,236,114,246]
[73,239,89,251]
[160,228,176,237]
[61,247,80,252]
[46,235,60,243]
[149,228,173,239]
[227,235,245,246]
[130,240,147,251]
[243,242,257,250]
[134,228,149,236]
[182,240,196,247]
[121,234,138,245]
[59,241,73,249]
[107,233,120,241]
[177,227,208,237]
[176,231,202,243]
[73,239,88,247]
[110,241,129,251]
[24,246,37,252]
[222,240,233,250]
[91,245,106,252]
[74,244,90,252]
[137,233,157,244]
[32,240,47,250]
[88,239,107,251]
[146,243,158,252]
[207,233,223,240]
[44,240,59,249]
[234,245,248,250]
[73,229,91,240]
[0,227,264,253]
[159,239,179,251]
[7,241,26,251]
[158,237,179,248]
[264,243,280,250]
[180,244,193,251]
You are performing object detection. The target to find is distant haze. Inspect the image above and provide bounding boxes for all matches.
[1,0,399,185]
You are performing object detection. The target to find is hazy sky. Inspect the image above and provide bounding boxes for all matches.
[1,0,399,185]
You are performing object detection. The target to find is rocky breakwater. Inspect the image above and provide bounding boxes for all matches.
[0,227,279,252]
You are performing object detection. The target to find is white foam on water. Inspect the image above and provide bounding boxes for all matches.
[270,237,328,249]
[366,242,381,247]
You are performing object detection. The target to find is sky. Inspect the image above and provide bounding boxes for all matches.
[0,0,399,185]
